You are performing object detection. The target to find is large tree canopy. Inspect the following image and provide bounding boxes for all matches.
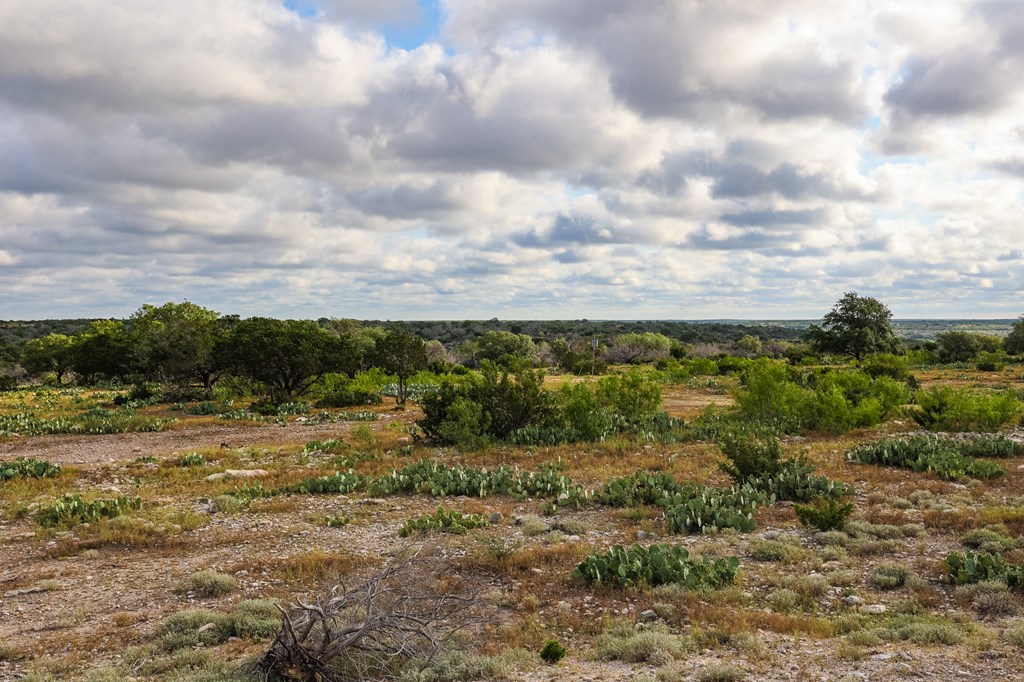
[219,318,358,402]
[130,301,228,396]
[805,292,902,360]
[21,333,74,384]
[1004,316,1024,356]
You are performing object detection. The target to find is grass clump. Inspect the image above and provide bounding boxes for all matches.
[182,569,238,597]
[749,539,805,564]
[593,621,689,665]
[870,563,912,589]
[696,664,746,682]
[156,600,279,652]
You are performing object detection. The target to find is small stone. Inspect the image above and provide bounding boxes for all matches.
[859,604,887,615]
[843,596,865,606]
[636,531,649,540]
[514,516,524,526]
[638,610,658,622]
[489,512,502,524]
[395,436,412,446]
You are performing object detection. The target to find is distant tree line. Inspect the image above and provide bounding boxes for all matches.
[2,297,1023,400]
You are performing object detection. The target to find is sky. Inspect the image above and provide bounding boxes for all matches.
[1,0,1022,320]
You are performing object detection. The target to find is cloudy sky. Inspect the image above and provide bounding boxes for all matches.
[1,0,1022,320]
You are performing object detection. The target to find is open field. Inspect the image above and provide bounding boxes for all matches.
[2,371,1024,682]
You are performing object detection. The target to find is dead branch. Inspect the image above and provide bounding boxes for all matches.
[253,551,478,681]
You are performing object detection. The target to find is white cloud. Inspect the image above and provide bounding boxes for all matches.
[0,0,1022,319]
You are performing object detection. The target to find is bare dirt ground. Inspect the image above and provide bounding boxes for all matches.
[0,415,417,466]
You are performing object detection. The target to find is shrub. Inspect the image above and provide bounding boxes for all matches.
[794,496,854,531]
[593,621,689,665]
[0,457,61,481]
[573,543,739,589]
[315,372,384,408]
[719,431,785,482]
[398,508,490,537]
[538,640,567,665]
[184,569,238,597]
[912,386,1021,432]
[860,353,911,381]
[870,563,912,589]
[976,351,1009,372]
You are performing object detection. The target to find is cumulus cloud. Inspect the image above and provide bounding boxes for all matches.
[0,0,1021,319]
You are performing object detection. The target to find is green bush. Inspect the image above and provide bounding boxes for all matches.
[794,496,854,531]
[732,361,909,435]
[846,436,1006,481]
[718,432,785,482]
[538,640,567,665]
[912,386,1021,432]
[860,353,911,381]
[976,351,1009,372]
[36,494,142,528]
[315,372,385,408]
[398,507,490,537]
[573,543,739,589]
[0,457,61,481]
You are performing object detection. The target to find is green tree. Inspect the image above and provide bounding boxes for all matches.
[70,321,134,383]
[474,330,538,366]
[218,318,357,402]
[367,330,428,405]
[935,331,981,363]
[21,333,74,384]
[604,332,672,363]
[1005,316,1024,356]
[805,292,902,360]
[129,301,229,397]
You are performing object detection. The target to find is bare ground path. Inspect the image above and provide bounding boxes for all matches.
[0,413,418,465]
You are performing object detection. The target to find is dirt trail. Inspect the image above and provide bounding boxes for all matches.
[0,415,415,465]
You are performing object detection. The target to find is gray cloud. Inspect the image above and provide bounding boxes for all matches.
[0,0,1021,319]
